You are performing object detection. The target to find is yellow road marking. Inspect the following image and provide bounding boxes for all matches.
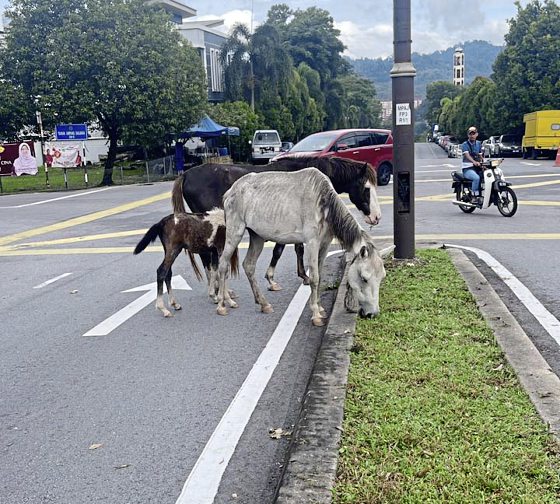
[0,241,279,256]
[2,233,560,257]
[10,229,148,248]
[0,191,170,247]
[511,179,560,189]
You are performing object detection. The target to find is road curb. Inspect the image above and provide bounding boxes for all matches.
[275,245,560,503]
[275,253,355,504]
[448,247,560,441]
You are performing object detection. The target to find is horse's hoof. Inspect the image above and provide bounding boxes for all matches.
[312,317,325,327]
[228,300,239,309]
[217,306,228,316]
[228,289,238,299]
[163,310,173,318]
[261,304,274,314]
[173,303,182,311]
[267,282,282,291]
[302,277,310,286]
[319,309,327,318]
[209,295,218,304]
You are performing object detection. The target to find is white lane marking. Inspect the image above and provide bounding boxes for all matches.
[176,249,349,504]
[0,187,112,209]
[83,275,191,337]
[33,272,73,289]
[520,161,541,166]
[447,244,560,346]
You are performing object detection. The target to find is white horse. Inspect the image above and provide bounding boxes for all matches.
[216,168,387,326]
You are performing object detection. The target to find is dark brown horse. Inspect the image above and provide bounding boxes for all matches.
[134,209,239,317]
[171,156,380,290]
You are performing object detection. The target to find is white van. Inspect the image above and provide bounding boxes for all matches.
[250,130,282,164]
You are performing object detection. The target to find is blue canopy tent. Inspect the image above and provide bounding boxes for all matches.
[176,115,240,172]
[179,114,240,139]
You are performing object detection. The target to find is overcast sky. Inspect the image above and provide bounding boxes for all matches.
[1,1,547,59]
[194,0,539,59]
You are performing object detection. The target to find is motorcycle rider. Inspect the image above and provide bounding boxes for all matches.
[461,126,484,205]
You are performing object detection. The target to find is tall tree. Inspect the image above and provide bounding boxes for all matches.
[220,23,254,109]
[1,0,207,185]
[492,0,560,134]
[0,80,33,140]
[424,81,463,129]
[338,74,382,128]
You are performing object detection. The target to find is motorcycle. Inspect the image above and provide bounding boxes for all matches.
[451,158,518,217]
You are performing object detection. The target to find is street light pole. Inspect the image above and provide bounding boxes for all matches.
[391,0,416,259]
[35,109,49,187]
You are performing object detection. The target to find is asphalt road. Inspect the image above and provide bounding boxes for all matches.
[1,144,559,503]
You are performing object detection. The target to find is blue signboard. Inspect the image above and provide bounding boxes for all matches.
[55,124,88,141]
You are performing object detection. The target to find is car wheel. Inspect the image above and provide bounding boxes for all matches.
[377,163,392,186]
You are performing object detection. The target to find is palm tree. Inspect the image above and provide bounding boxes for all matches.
[220,23,255,110]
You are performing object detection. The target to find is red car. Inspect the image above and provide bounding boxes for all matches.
[272,128,394,185]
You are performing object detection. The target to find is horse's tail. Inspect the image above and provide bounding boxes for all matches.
[172,174,187,214]
[186,251,204,282]
[133,221,162,255]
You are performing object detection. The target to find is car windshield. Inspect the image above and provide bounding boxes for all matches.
[253,132,280,144]
[501,135,521,144]
[289,132,341,152]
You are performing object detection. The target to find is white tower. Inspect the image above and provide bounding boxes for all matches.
[453,47,464,86]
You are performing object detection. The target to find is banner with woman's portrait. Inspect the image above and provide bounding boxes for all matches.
[0,142,38,176]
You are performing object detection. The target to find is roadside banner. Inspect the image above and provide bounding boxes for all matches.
[0,142,37,176]
[45,142,83,168]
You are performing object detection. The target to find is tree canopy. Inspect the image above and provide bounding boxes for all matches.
[1,0,207,184]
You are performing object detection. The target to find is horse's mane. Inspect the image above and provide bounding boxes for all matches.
[317,157,377,187]
[306,170,363,251]
[271,155,376,187]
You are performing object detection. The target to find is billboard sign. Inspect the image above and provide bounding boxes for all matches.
[0,142,38,176]
[45,142,83,168]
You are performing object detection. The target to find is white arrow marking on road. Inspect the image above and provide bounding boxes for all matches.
[83,275,191,337]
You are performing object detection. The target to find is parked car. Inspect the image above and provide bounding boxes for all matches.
[445,136,459,156]
[496,134,522,157]
[249,130,282,164]
[448,143,462,158]
[271,128,394,185]
[482,136,500,157]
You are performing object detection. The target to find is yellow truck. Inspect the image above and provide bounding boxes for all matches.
[522,110,560,159]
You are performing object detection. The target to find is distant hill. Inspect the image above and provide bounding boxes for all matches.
[349,40,503,101]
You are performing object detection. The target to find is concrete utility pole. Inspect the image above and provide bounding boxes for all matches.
[391,0,416,259]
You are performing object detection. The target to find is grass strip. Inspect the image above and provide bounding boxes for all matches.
[334,249,560,503]
[0,164,151,194]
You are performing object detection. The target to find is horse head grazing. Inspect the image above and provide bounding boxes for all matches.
[344,233,386,318]
[315,157,381,226]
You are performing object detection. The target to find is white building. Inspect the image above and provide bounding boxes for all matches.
[453,47,465,86]
[153,0,228,102]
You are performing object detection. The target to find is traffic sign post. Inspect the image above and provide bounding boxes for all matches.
[391,0,416,259]
[55,124,88,141]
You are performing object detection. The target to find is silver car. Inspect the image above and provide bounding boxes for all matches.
[482,136,500,157]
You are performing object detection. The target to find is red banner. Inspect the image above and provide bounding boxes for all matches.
[0,142,38,176]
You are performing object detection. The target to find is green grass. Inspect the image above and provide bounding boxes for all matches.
[333,249,560,503]
[0,163,151,194]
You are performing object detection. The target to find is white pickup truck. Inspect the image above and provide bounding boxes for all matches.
[249,130,282,164]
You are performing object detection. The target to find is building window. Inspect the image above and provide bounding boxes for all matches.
[209,48,223,93]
